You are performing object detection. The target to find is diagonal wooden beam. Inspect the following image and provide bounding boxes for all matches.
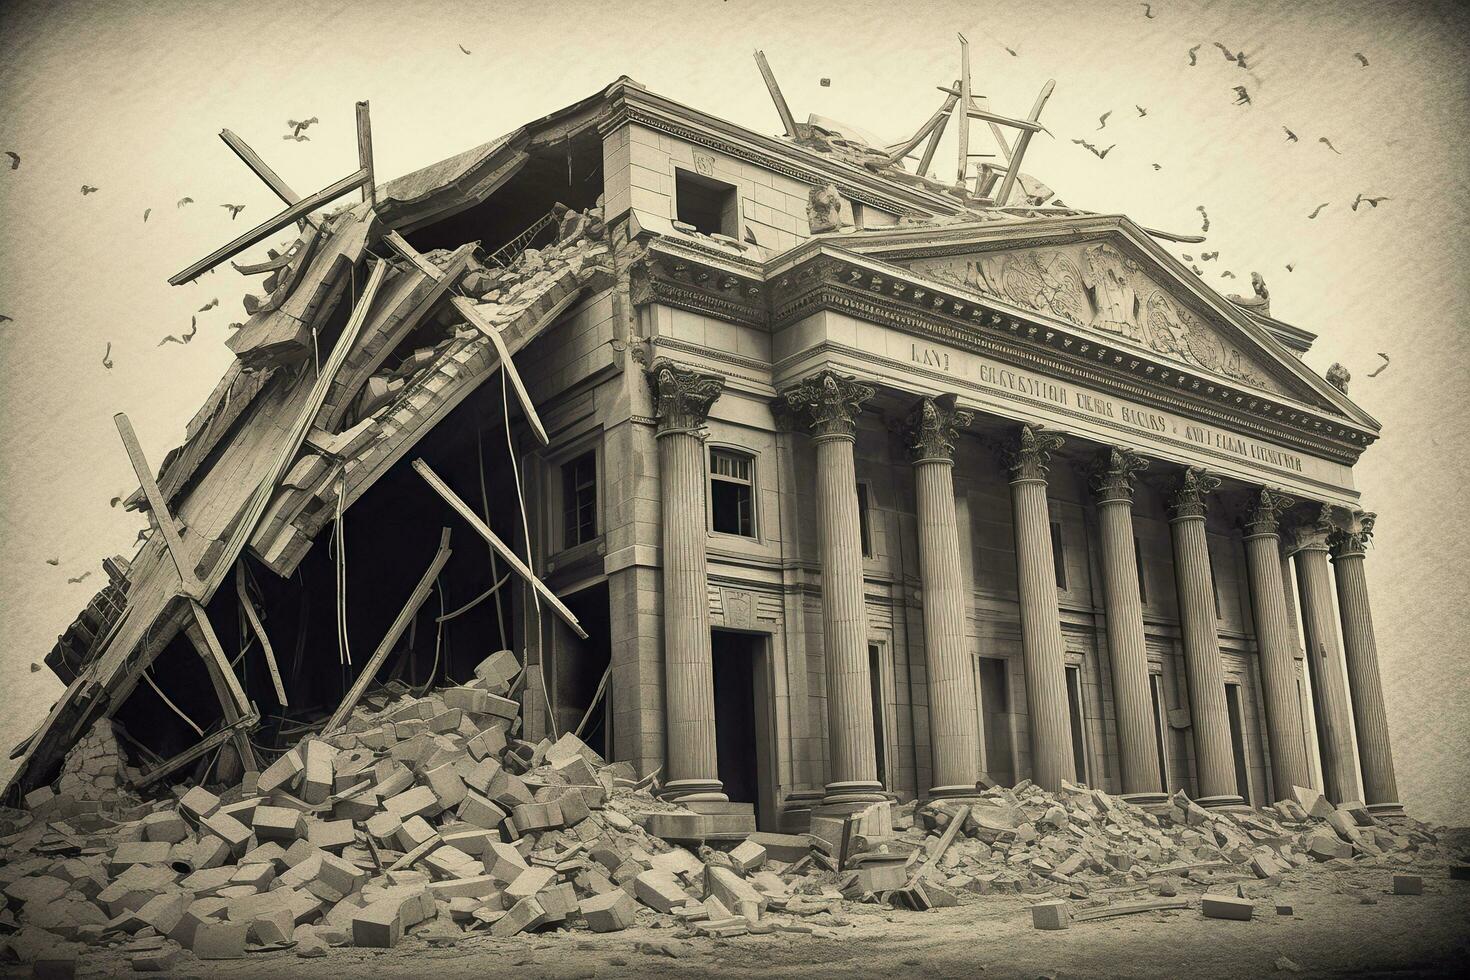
[916,105,950,179]
[323,528,452,735]
[957,34,971,186]
[753,50,800,138]
[994,79,1057,207]
[219,128,319,230]
[452,296,549,446]
[412,458,587,639]
[115,413,203,599]
[236,561,288,705]
[169,167,369,285]
[883,87,960,167]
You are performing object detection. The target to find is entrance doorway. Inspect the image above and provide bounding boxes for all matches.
[1065,664,1090,786]
[976,657,1015,786]
[1225,682,1252,804]
[551,582,612,758]
[1149,672,1171,792]
[711,629,774,828]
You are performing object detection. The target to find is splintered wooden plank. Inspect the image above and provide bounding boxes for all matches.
[883,87,960,167]
[219,128,318,229]
[753,50,799,138]
[384,229,448,282]
[114,413,203,598]
[357,101,375,207]
[412,458,586,639]
[323,528,452,735]
[236,562,288,705]
[169,167,369,285]
[957,34,971,185]
[452,296,549,446]
[993,79,1056,207]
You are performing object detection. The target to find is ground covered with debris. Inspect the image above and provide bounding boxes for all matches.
[3,656,1467,978]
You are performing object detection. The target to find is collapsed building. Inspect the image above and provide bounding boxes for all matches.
[6,60,1401,850]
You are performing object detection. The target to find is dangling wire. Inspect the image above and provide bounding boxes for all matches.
[502,367,556,739]
[413,574,447,697]
[334,476,353,668]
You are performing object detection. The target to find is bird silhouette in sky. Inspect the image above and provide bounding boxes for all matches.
[198,298,218,312]
[458,44,471,55]
[1097,110,1112,130]
[1367,353,1390,377]
[1283,126,1299,143]
[143,208,152,222]
[1187,44,1201,66]
[1071,139,1115,159]
[1213,41,1241,63]
[80,185,99,195]
[1232,86,1251,105]
[1183,254,1194,262]
[221,203,246,220]
[110,493,124,507]
[67,571,92,585]
[1307,203,1330,219]
[283,133,310,142]
[1201,251,1219,260]
[287,117,319,138]
[1196,205,1210,231]
[1319,136,1342,154]
[1136,105,1148,117]
[5,151,18,170]
[1190,264,1204,276]
[1352,193,1389,210]
[1140,3,1155,18]
[1354,53,1369,67]
[1003,45,1018,57]
[1220,270,1236,279]
[102,342,113,369]
[1152,163,1162,170]
[45,557,59,566]
[177,196,194,208]
[0,314,12,326]
[159,316,199,346]
[1286,262,1296,272]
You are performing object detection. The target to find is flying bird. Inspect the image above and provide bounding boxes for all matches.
[1232,86,1251,105]
[5,151,18,170]
[80,185,99,195]
[198,298,218,312]
[1354,53,1369,67]
[102,342,113,369]
[110,494,124,507]
[159,316,199,346]
[1196,205,1210,231]
[1071,139,1115,159]
[177,197,193,208]
[1182,254,1194,262]
[1140,3,1155,17]
[1319,136,1342,154]
[1187,44,1201,66]
[143,208,152,222]
[1151,163,1162,170]
[1135,105,1148,117]
[1286,262,1296,272]
[1352,193,1389,210]
[458,44,471,55]
[1201,251,1219,261]
[1283,126,1299,143]
[67,571,92,585]
[287,117,318,138]
[1307,203,1330,219]
[1213,41,1239,62]
[1003,46,1018,58]
[221,203,245,220]
[283,133,310,142]
[1097,110,1113,130]
[1220,270,1237,279]
[1190,264,1204,276]
[1367,353,1390,377]
[0,314,11,325]
[45,557,59,566]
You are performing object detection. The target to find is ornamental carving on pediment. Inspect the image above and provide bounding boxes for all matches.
[912,243,1285,396]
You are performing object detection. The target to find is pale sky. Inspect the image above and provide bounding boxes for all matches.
[1,0,1466,821]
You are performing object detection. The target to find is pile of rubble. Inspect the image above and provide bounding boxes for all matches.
[0,653,1457,974]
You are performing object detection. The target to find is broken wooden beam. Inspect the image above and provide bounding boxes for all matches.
[909,804,971,884]
[356,101,375,208]
[753,50,799,138]
[134,706,261,788]
[883,87,960,167]
[236,562,288,706]
[956,34,971,185]
[114,413,203,599]
[323,527,452,735]
[169,167,370,285]
[452,296,549,446]
[993,79,1057,207]
[219,128,319,231]
[411,458,587,639]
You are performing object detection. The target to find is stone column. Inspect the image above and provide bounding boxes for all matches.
[1003,425,1075,792]
[780,370,885,806]
[1088,448,1163,800]
[1288,506,1362,805]
[1167,467,1242,806]
[1330,512,1402,813]
[648,359,725,801]
[905,395,981,798]
[1241,488,1313,799]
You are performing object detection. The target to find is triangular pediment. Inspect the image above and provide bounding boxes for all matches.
[841,218,1371,425]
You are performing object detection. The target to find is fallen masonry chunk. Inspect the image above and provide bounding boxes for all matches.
[705,865,766,921]
[729,839,767,873]
[258,747,304,794]
[1201,894,1254,921]
[493,895,548,937]
[635,869,692,913]
[193,919,250,959]
[253,805,306,842]
[581,889,638,932]
[352,898,403,948]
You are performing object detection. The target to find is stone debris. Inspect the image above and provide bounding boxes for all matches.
[0,664,1459,971]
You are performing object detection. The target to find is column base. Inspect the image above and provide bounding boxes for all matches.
[1366,801,1406,817]
[929,782,987,801]
[1196,794,1246,809]
[1120,791,1171,806]
[659,778,727,804]
[821,780,887,807]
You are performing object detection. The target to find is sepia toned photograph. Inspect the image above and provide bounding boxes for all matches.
[1,1,1466,976]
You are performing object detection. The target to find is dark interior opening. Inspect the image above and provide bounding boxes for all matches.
[550,582,612,755]
[711,629,760,806]
[674,169,737,237]
[1150,672,1170,791]
[867,642,889,789]
[978,656,1014,786]
[1226,682,1251,803]
[1065,664,1088,785]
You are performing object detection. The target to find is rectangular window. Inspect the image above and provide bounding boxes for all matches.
[561,451,597,549]
[1134,535,1148,603]
[675,170,738,237]
[1225,683,1252,804]
[1050,520,1068,589]
[1149,672,1170,791]
[1065,664,1089,786]
[857,483,873,558]
[710,448,755,537]
[868,643,890,790]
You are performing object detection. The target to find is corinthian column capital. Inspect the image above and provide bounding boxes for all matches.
[1330,510,1376,560]
[1243,487,1297,538]
[1002,424,1066,482]
[1285,503,1334,555]
[903,394,972,463]
[648,358,725,436]
[778,369,875,440]
[1088,447,1150,504]
[1167,466,1221,521]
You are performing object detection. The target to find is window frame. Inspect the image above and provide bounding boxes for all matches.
[707,444,758,540]
[673,168,740,238]
[559,449,600,552]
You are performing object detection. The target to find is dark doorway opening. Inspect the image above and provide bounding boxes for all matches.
[551,582,612,757]
[1149,672,1171,791]
[1065,664,1089,786]
[711,629,773,827]
[1225,682,1252,804]
[977,657,1015,786]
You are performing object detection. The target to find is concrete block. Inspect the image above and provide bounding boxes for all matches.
[253,805,306,843]
[1201,894,1254,920]
[384,785,439,820]
[168,896,229,947]
[467,726,507,762]
[428,874,501,901]
[492,896,547,937]
[130,947,180,972]
[352,899,403,948]
[424,845,481,880]
[230,862,276,890]
[487,841,530,884]
[366,811,402,844]
[425,763,467,811]
[107,840,173,875]
[317,852,369,896]
[198,812,251,859]
[441,827,500,858]
[395,814,438,852]
[1031,899,1070,929]
[581,888,637,931]
[30,955,78,979]
[249,907,296,945]
[704,865,765,921]
[301,739,335,805]
[745,832,810,863]
[473,650,520,693]
[307,819,356,853]
[634,869,691,913]
[177,786,222,824]
[192,919,249,958]
[503,865,555,904]
[487,769,534,809]
[536,881,579,923]
[646,811,712,841]
[551,753,599,787]
[258,747,304,795]
[512,800,563,833]
[556,788,591,826]
[729,839,766,873]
